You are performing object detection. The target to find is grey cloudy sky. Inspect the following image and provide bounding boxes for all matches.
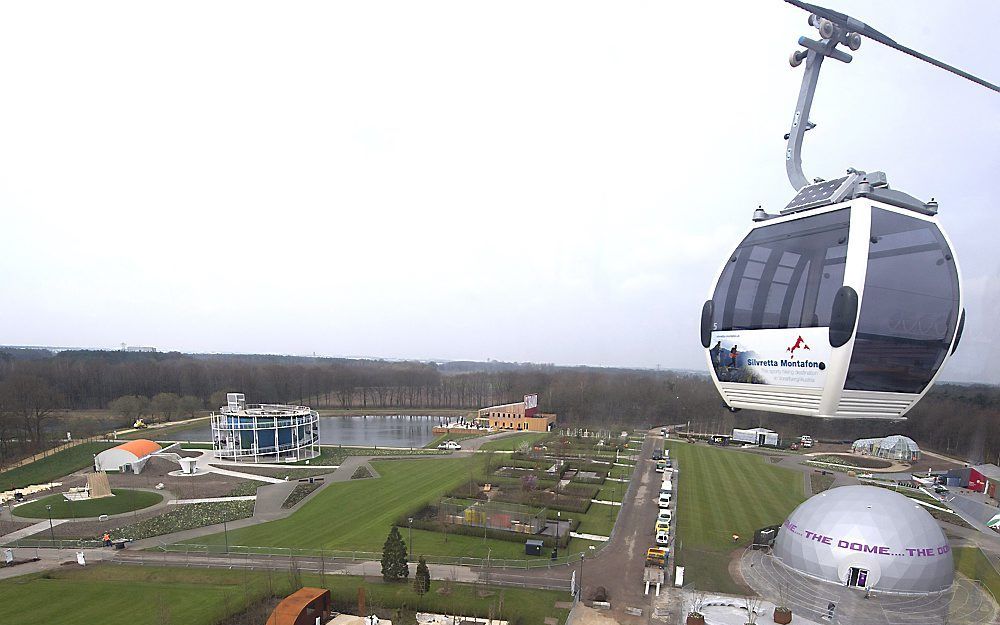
[1,2,998,383]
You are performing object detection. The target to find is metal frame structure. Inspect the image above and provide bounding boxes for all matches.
[438,498,548,534]
[211,394,320,463]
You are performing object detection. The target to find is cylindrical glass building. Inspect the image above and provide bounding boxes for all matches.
[211,393,320,462]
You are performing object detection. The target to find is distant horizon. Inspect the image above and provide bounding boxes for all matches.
[2,342,995,388]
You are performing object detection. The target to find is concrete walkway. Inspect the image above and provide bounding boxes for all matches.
[0,519,68,543]
[168,496,257,505]
[185,450,286,483]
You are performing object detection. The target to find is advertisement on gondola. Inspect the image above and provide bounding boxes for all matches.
[709,327,830,387]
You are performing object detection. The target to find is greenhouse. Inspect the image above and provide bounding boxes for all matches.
[437,498,547,534]
[851,435,920,462]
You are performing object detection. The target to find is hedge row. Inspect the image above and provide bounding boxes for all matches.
[396,513,577,549]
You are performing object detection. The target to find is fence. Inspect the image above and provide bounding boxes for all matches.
[154,542,596,571]
[111,547,575,593]
[3,538,104,549]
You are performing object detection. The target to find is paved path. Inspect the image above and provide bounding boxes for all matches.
[168,496,256,505]
[0,519,68,543]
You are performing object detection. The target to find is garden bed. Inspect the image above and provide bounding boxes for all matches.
[106,500,255,541]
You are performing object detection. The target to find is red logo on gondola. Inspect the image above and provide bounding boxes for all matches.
[787,336,811,359]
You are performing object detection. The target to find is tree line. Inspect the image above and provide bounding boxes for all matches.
[0,348,998,465]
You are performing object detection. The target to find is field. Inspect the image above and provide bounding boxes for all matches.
[187,454,616,560]
[0,442,116,491]
[187,456,540,559]
[0,563,570,625]
[0,565,283,625]
[954,547,1000,598]
[292,446,446,466]
[666,440,805,594]
[478,432,550,451]
[13,489,162,519]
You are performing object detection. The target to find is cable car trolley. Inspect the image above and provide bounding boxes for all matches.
[701,1,998,419]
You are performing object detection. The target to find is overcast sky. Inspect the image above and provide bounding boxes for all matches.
[1,2,998,383]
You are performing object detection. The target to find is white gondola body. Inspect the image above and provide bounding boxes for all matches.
[704,198,963,419]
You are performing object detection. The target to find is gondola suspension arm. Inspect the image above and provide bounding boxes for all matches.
[783,0,1000,193]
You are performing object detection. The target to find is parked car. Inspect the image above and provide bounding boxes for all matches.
[437,440,462,450]
[800,435,814,448]
[655,461,666,473]
[655,520,670,534]
[652,449,663,460]
[660,429,667,436]
[664,459,673,468]
[933,484,949,494]
[655,530,670,546]
[657,509,672,524]
[657,493,672,508]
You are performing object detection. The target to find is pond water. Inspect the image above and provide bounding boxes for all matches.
[166,415,446,448]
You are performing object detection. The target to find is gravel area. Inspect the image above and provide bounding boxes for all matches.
[58,457,257,500]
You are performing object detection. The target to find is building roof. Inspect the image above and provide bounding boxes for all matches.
[110,439,160,458]
[480,401,524,411]
[971,464,1000,481]
[735,427,777,434]
[266,587,330,625]
[878,435,920,452]
[774,485,953,593]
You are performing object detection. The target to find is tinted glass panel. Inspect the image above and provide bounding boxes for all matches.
[845,209,960,393]
[711,209,850,330]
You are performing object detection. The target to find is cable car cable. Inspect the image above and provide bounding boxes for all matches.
[785,0,999,93]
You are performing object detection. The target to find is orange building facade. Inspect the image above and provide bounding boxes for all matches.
[476,393,557,432]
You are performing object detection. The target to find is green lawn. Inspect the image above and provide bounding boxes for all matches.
[187,456,551,560]
[954,547,1000,597]
[596,482,625,502]
[13,489,163,519]
[667,440,805,594]
[292,446,446,466]
[478,432,551,452]
[0,442,116,491]
[0,565,283,625]
[184,450,630,561]
[0,564,570,625]
[574,501,619,537]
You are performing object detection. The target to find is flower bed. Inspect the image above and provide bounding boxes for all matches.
[106,500,254,541]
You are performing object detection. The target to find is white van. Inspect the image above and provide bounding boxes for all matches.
[661,480,673,494]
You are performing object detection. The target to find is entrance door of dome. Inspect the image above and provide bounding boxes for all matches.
[848,567,869,588]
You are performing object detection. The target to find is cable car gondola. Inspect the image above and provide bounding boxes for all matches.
[700,2,997,419]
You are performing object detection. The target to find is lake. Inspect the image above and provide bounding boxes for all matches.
[166,415,446,448]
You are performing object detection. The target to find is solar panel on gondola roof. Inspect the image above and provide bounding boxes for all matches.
[783,176,851,212]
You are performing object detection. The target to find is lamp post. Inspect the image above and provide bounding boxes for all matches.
[407,517,413,560]
[223,517,229,554]
[45,505,54,543]
[578,553,585,600]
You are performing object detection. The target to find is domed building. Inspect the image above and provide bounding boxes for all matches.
[773,485,953,594]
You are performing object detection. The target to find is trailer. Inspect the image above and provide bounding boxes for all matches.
[644,547,668,596]
[732,427,779,447]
